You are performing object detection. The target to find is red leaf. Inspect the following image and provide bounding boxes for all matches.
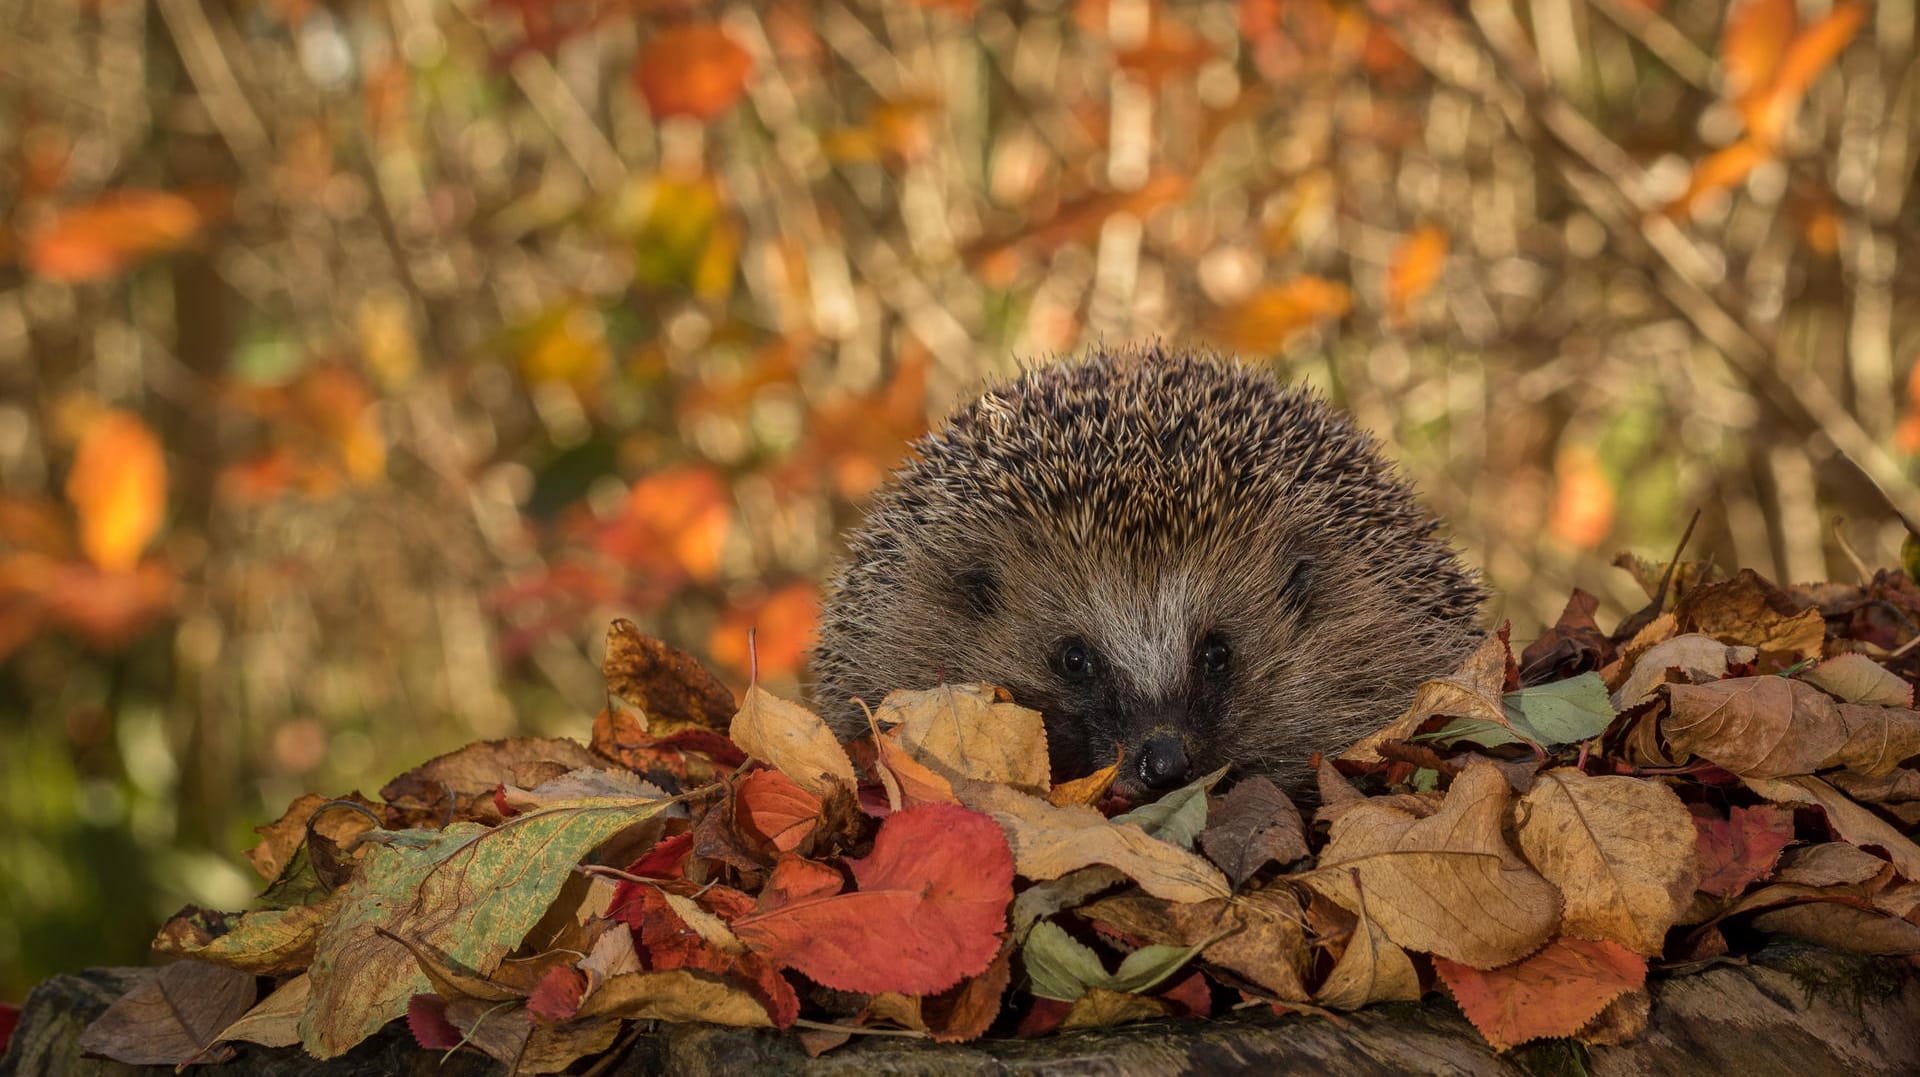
[736,768,824,853]
[627,831,694,880]
[527,965,587,1022]
[611,881,800,1028]
[731,804,1014,994]
[406,995,463,1050]
[1015,998,1071,1038]
[1435,937,1646,1051]
[1158,970,1213,1019]
[761,854,845,909]
[1693,804,1796,897]
[0,1002,18,1055]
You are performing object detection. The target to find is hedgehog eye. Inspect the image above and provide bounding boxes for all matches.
[1054,639,1098,683]
[1199,635,1231,675]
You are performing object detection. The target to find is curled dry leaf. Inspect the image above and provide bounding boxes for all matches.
[955,779,1231,904]
[875,683,1051,790]
[729,685,856,797]
[1664,677,1848,778]
[1516,769,1700,955]
[1674,569,1825,658]
[154,899,339,976]
[1343,629,1511,763]
[1749,902,1920,956]
[1829,702,1920,777]
[1610,634,1756,711]
[1743,775,1920,880]
[1080,887,1310,1002]
[1304,760,1560,969]
[214,973,309,1050]
[379,737,608,825]
[1314,900,1420,1012]
[1435,936,1646,1052]
[601,618,737,736]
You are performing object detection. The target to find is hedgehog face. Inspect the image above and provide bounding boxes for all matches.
[807,346,1487,800]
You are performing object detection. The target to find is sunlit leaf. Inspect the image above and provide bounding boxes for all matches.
[65,411,166,573]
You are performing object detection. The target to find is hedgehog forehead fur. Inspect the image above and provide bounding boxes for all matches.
[808,344,1486,794]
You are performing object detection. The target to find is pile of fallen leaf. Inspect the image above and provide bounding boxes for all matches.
[72,558,1920,1069]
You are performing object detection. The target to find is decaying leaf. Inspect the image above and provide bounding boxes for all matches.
[1804,654,1913,707]
[1515,769,1699,955]
[1304,761,1560,969]
[1342,630,1513,762]
[1610,634,1756,711]
[602,618,737,736]
[1665,677,1848,778]
[78,960,256,1066]
[1693,804,1796,898]
[1198,775,1309,885]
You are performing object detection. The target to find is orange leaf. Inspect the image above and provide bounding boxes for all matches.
[1435,937,1647,1051]
[1719,0,1795,104]
[1693,804,1796,897]
[731,804,1014,995]
[1214,277,1351,354]
[633,24,753,122]
[1744,1,1865,143]
[708,582,819,681]
[26,189,204,282]
[1665,138,1770,220]
[597,468,733,586]
[1117,19,1214,88]
[1546,448,1615,550]
[735,768,825,854]
[1386,225,1448,321]
[65,411,166,572]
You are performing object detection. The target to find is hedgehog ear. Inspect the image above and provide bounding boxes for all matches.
[950,565,1001,617]
[1280,554,1315,617]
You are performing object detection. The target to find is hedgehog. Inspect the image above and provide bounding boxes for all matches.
[807,344,1486,800]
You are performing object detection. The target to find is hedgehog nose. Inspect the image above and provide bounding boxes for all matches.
[1138,735,1189,791]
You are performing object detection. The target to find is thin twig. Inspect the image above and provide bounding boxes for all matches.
[153,0,271,160]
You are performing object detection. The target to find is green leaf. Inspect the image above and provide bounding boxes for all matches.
[1023,920,1206,1002]
[1112,766,1227,849]
[1419,673,1614,749]
[1502,673,1615,746]
[299,795,671,1058]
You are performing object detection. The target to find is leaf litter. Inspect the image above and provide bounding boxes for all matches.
[77,562,1920,1065]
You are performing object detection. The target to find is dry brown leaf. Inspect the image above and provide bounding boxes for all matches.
[1609,634,1756,711]
[77,961,257,1066]
[1664,677,1847,778]
[1675,569,1825,658]
[1773,843,1892,888]
[875,683,1051,790]
[1199,775,1309,886]
[1804,654,1913,707]
[1081,887,1310,1002]
[1057,988,1169,1030]
[1743,775,1920,879]
[1342,632,1510,764]
[576,968,774,1026]
[214,973,308,1049]
[1314,903,1420,1011]
[1515,769,1700,955]
[730,686,856,797]
[954,779,1230,904]
[1829,767,1920,803]
[1579,987,1652,1046]
[1303,761,1561,969]
[1830,703,1920,778]
[1750,902,1920,955]
[602,618,737,737]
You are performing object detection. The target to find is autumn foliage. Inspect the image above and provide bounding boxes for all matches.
[73,555,1920,1066]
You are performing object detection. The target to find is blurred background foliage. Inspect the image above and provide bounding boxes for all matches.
[2,0,1917,998]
